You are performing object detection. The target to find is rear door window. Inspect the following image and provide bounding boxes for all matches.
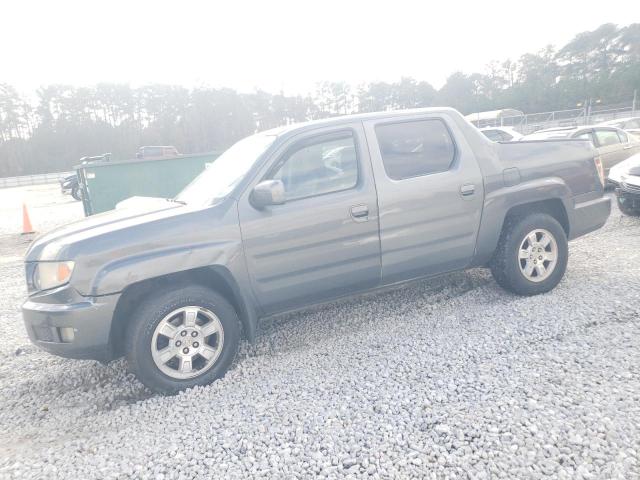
[375,119,456,180]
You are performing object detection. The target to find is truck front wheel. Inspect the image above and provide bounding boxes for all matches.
[125,285,240,394]
[490,213,568,296]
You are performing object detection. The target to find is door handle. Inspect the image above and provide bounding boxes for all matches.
[623,145,632,150]
[350,204,369,222]
[460,184,475,196]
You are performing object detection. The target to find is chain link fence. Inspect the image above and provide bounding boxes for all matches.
[472,103,638,134]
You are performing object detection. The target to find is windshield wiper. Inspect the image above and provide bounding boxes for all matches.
[166,198,186,205]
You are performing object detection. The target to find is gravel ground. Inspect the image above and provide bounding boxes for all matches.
[0,184,638,479]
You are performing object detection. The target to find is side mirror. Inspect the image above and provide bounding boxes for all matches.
[250,179,286,209]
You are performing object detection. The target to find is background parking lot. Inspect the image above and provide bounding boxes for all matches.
[0,184,638,479]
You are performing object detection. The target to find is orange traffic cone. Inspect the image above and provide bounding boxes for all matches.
[22,203,34,234]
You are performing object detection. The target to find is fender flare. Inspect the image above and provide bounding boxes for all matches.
[93,241,259,343]
[473,177,572,266]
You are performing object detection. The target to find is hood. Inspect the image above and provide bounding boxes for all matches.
[25,200,185,261]
[609,153,640,184]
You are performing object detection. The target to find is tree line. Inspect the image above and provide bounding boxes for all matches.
[1,23,639,177]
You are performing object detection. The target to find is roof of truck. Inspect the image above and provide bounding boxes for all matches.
[263,107,461,136]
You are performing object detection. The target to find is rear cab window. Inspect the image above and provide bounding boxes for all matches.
[375,119,456,180]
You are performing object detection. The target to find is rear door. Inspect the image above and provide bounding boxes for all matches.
[363,114,484,284]
[238,124,381,314]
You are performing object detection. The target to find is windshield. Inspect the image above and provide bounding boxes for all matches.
[175,133,276,205]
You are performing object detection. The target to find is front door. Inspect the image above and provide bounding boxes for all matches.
[238,124,381,315]
[363,114,484,284]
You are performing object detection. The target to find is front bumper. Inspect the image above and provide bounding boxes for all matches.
[22,286,120,362]
[615,182,640,209]
[569,195,611,240]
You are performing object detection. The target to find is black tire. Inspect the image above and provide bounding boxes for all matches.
[125,285,241,394]
[616,195,640,217]
[71,186,82,201]
[490,213,568,296]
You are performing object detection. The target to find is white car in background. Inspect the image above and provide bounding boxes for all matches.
[609,153,640,216]
[479,126,523,142]
[521,125,640,175]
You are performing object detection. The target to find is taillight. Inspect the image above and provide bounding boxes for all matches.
[594,155,605,187]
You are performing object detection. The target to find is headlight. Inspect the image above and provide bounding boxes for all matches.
[32,261,75,291]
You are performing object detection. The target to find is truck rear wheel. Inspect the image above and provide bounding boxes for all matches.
[490,213,568,296]
[125,285,240,394]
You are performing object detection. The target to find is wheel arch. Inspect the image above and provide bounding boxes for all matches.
[501,198,570,237]
[109,266,258,358]
[485,197,570,269]
[472,181,572,267]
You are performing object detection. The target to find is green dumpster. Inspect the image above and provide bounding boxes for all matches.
[76,152,219,216]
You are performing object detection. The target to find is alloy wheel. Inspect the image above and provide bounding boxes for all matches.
[517,229,558,282]
[150,306,224,380]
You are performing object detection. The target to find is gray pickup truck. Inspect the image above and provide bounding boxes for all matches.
[23,108,610,393]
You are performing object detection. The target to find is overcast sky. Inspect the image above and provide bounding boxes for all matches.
[2,0,638,96]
